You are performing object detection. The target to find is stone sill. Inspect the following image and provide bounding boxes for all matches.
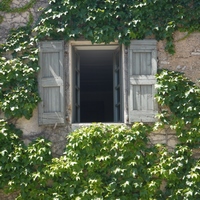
[71,123,125,131]
[191,52,200,56]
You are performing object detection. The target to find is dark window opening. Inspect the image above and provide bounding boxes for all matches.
[79,50,114,122]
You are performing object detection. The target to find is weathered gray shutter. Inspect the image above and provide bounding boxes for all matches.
[38,41,65,125]
[128,40,157,123]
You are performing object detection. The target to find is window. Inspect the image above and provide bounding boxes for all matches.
[70,43,122,123]
[38,40,157,125]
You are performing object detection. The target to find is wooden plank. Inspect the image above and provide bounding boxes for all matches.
[141,85,153,110]
[129,110,157,122]
[38,41,65,125]
[130,75,156,85]
[41,112,65,124]
[43,87,61,112]
[42,52,60,78]
[41,78,63,87]
[128,39,157,123]
[132,85,140,110]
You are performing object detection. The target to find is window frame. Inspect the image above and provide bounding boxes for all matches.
[68,40,126,125]
[38,40,157,126]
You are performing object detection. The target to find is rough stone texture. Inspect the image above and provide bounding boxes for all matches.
[158,31,200,84]
[149,128,179,152]
[0,190,19,200]
[16,109,71,157]
[0,0,49,43]
[10,0,31,8]
[192,148,200,159]
[0,1,200,199]
[22,124,70,157]
[2,29,200,157]
[0,1,199,154]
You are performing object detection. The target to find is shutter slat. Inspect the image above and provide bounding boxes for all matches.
[41,78,63,87]
[129,111,156,122]
[130,75,156,85]
[134,53,140,75]
[132,85,140,110]
[38,41,65,125]
[128,40,157,123]
[141,85,153,110]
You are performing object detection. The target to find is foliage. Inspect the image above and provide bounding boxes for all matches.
[34,0,200,53]
[152,70,200,199]
[43,123,161,200]
[0,119,25,190]
[4,123,162,199]
[155,70,200,146]
[0,28,40,119]
[0,69,200,199]
[0,0,36,13]
[0,119,52,194]
[0,0,37,27]
[1,0,200,121]
[0,0,200,199]
[150,144,200,200]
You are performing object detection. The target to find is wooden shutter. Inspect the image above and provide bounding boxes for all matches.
[128,40,157,123]
[38,41,65,125]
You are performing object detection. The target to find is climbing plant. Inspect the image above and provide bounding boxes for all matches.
[22,123,163,199]
[0,0,36,13]
[0,0,200,120]
[0,0,36,28]
[0,119,52,194]
[0,27,40,119]
[151,70,200,199]
[0,0,199,120]
[0,0,200,199]
[155,70,200,147]
[0,70,199,199]
[34,0,200,53]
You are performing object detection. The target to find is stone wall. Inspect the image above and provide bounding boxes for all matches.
[0,190,19,200]
[0,0,199,156]
[0,0,48,43]
[14,31,200,156]
[158,31,200,84]
[0,1,200,199]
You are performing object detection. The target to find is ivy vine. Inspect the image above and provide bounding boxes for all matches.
[0,0,199,121]
[34,0,200,53]
[0,27,40,120]
[0,0,200,199]
[0,0,37,28]
[0,0,36,13]
[155,70,200,147]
